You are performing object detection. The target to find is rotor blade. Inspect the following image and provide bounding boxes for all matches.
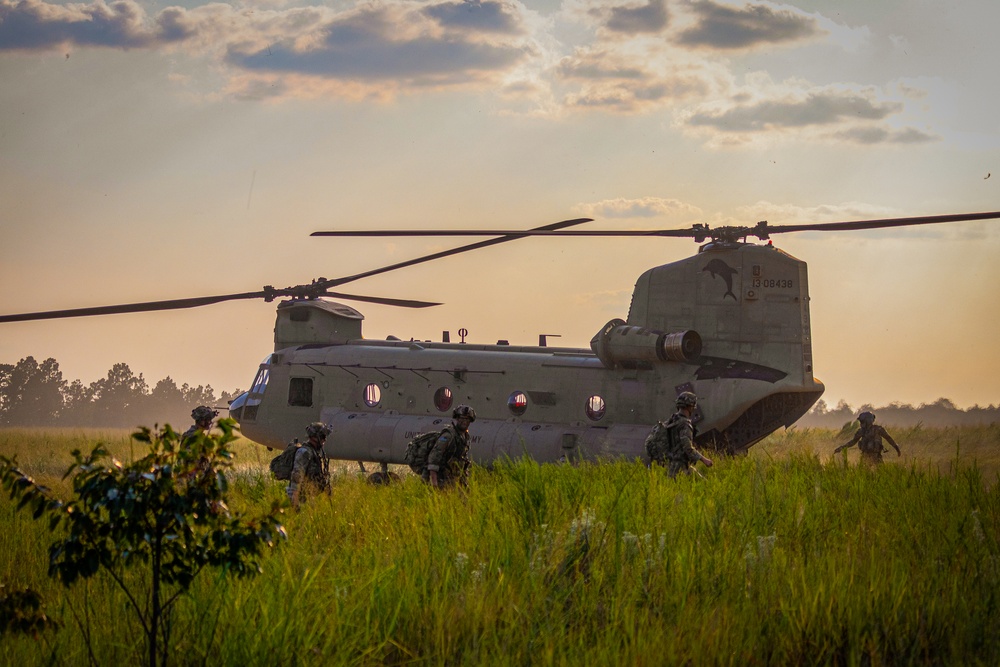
[0,219,590,324]
[320,292,442,308]
[313,218,594,289]
[0,291,267,323]
[311,227,694,238]
[767,211,1000,234]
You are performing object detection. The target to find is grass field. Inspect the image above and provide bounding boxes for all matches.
[0,425,998,665]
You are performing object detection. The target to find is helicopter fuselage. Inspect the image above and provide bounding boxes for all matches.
[230,241,825,462]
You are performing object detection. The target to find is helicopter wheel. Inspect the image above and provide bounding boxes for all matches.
[367,471,400,486]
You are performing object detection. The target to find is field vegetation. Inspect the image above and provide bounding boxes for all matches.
[0,425,998,665]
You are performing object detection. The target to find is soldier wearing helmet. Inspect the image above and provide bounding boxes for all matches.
[834,411,900,465]
[183,405,219,441]
[287,422,332,508]
[181,406,220,481]
[426,405,476,489]
[644,391,713,478]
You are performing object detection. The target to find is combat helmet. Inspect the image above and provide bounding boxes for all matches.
[675,391,698,409]
[857,411,876,424]
[453,405,477,422]
[191,406,219,423]
[306,422,332,439]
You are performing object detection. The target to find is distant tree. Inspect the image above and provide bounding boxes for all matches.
[0,421,286,667]
[62,379,96,426]
[181,383,217,411]
[219,389,243,407]
[90,363,148,427]
[0,363,11,416]
[0,357,66,426]
[149,377,184,407]
[1,357,251,428]
[798,396,1000,428]
[141,377,188,428]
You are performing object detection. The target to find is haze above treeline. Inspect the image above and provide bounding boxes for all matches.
[2,355,996,430]
[0,356,241,430]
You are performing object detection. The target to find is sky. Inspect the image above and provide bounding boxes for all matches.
[1,0,998,411]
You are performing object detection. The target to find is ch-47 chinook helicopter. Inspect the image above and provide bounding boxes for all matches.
[2,211,998,481]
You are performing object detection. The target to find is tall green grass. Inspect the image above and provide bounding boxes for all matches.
[1,427,998,665]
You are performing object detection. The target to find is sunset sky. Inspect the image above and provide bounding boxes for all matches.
[1,0,998,411]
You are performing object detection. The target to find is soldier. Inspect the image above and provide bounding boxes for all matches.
[645,392,714,478]
[425,405,475,489]
[182,406,219,481]
[182,405,219,440]
[287,422,331,508]
[834,411,900,466]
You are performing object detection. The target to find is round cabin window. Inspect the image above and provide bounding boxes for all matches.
[586,395,606,421]
[434,387,453,412]
[507,391,528,416]
[364,383,381,407]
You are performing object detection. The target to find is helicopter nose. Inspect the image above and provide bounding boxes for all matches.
[228,391,249,425]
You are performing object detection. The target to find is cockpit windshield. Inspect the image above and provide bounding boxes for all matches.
[249,355,272,396]
[229,355,272,424]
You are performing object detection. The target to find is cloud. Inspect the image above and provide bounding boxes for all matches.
[574,197,704,219]
[735,201,899,225]
[563,79,702,110]
[229,34,525,83]
[675,0,823,50]
[605,0,669,35]
[0,0,539,95]
[0,0,187,50]
[685,89,901,131]
[557,50,647,81]
[672,73,939,147]
[421,0,524,35]
[224,3,537,91]
[562,0,669,37]
[555,45,719,112]
[224,73,290,102]
[830,126,938,145]
[0,0,943,142]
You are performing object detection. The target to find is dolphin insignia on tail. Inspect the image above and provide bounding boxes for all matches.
[702,259,738,300]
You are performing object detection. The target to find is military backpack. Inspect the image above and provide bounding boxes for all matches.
[644,420,670,461]
[403,430,445,474]
[269,442,303,481]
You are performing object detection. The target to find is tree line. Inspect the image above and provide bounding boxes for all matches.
[0,357,241,429]
[797,397,1000,429]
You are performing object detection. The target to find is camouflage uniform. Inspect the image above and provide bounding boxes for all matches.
[182,406,218,481]
[646,412,702,478]
[424,424,471,488]
[286,444,330,503]
[181,425,202,440]
[840,423,899,466]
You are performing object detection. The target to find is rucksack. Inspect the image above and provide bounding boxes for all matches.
[644,418,678,461]
[403,430,444,474]
[269,442,303,481]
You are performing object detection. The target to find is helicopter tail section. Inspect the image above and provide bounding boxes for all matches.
[628,241,823,445]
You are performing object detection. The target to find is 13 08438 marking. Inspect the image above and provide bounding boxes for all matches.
[752,278,794,289]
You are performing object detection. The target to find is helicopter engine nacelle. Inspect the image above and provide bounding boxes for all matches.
[590,318,702,369]
[273,299,364,351]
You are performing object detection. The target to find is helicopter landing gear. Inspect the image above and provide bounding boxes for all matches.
[367,462,400,485]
